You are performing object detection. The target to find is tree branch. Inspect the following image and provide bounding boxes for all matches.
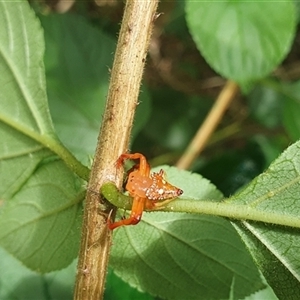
[74,1,159,299]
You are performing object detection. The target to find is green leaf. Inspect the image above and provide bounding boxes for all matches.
[0,246,75,300]
[0,3,88,179]
[233,223,300,300]
[0,158,83,272]
[0,1,53,135]
[243,284,278,300]
[228,140,300,299]
[39,13,151,163]
[39,13,113,164]
[185,1,296,84]
[107,139,300,298]
[0,1,85,272]
[110,167,264,300]
[105,269,154,300]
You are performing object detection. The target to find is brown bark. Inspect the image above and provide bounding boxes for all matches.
[74,1,159,299]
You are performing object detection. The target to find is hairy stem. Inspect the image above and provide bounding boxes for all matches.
[74,1,159,299]
[101,182,300,229]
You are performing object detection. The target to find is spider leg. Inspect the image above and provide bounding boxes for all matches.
[116,153,150,177]
[108,196,146,230]
[144,198,156,210]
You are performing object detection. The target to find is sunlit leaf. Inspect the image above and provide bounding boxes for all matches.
[185,1,296,84]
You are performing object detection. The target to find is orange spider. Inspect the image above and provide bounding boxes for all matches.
[108,153,183,230]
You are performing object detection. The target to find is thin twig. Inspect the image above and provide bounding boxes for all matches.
[176,80,239,170]
[73,1,158,299]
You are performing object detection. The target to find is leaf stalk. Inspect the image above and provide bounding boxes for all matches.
[101,182,300,229]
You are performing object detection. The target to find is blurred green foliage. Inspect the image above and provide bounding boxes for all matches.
[1,0,300,299]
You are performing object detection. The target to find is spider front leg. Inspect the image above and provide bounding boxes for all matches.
[108,196,146,230]
[116,153,150,177]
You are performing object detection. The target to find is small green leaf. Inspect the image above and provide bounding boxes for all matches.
[185,1,296,84]
[110,167,263,300]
